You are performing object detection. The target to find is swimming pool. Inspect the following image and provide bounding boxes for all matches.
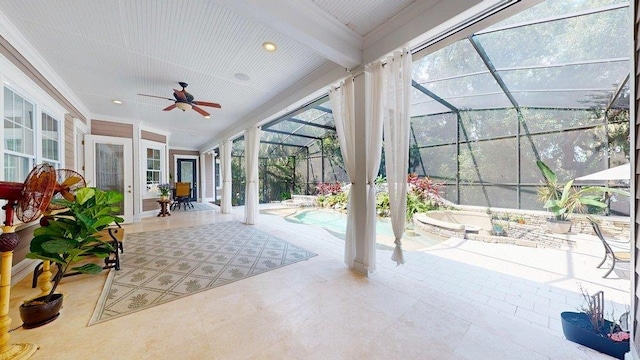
[292,209,396,237]
[264,208,444,250]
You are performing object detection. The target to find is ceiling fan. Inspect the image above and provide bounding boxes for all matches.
[138,82,221,118]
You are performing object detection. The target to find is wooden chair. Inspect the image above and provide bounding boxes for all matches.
[171,182,194,210]
[587,217,630,278]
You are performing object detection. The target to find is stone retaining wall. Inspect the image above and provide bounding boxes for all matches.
[413,205,629,249]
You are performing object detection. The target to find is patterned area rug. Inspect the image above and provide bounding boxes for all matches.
[171,202,215,212]
[89,221,317,325]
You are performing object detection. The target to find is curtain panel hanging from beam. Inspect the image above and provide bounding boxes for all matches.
[245,126,261,224]
[384,48,412,265]
[364,61,384,273]
[329,76,357,268]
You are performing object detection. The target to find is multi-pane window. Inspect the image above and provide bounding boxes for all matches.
[146,148,161,190]
[41,112,60,165]
[4,87,35,182]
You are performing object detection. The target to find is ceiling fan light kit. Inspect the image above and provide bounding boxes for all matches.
[175,102,192,111]
[138,82,221,118]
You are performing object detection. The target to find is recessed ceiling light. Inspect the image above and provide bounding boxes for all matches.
[234,73,250,81]
[204,116,210,119]
[112,100,123,104]
[262,42,277,52]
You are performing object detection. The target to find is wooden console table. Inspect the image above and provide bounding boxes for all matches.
[157,199,171,217]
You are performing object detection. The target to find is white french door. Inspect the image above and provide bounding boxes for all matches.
[84,134,133,223]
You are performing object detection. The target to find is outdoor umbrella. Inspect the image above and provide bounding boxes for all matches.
[575,163,630,181]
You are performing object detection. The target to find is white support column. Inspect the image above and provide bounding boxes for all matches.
[351,72,371,275]
[199,153,206,202]
[221,140,232,214]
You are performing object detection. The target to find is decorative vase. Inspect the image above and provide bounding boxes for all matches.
[561,311,629,359]
[546,219,572,234]
[19,293,64,329]
[160,195,169,201]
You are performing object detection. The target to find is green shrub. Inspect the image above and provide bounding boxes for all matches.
[376,192,390,216]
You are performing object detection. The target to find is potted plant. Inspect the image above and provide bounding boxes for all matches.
[158,183,171,201]
[561,288,629,359]
[490,214,505,236]
[20,187,123,328]
[535,160,622,234]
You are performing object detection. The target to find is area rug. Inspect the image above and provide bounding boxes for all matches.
[172,202,215,212]
[88,221,317,325]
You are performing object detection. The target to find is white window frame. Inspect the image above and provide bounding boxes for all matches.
[2,84,65,182]
[1,57,65,231]
[3,86,36,181]
[40,110,62,169]
[140,139,167,199]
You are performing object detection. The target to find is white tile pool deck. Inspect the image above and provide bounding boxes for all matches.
[266,204,631,349]
[8,204,628,359]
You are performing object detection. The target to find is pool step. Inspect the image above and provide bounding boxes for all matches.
[282,195,317,207]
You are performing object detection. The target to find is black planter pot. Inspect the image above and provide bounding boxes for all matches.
[19,293,63,329]
[561,311,629,359]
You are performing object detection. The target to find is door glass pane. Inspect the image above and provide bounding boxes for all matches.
[180,161,193,184]
[95,144,124,211]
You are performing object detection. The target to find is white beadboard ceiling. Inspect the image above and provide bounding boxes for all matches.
[0,0,490,149]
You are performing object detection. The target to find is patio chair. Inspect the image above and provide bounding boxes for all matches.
[171,182,194,210]
[587,217,630,278]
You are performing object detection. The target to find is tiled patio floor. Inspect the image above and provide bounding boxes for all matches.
[7,204,627,359]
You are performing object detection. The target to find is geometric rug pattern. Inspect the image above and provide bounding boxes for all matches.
[171,202,216,212]
[89,221,317,325]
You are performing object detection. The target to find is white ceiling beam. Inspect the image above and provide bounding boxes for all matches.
[201,61,348,152]
[362,0,492,64]
[219,0,362,70]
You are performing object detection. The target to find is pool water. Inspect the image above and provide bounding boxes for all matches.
[274,208,445,250]
[293,209,396,238]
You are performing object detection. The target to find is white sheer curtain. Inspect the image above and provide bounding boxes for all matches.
[383,48,412,265]
[244,126,261,224]
[364,62,384,273]
[329,76,356,268]
[220,139,232,214]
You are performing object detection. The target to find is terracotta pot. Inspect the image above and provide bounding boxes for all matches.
[19,293,63,329]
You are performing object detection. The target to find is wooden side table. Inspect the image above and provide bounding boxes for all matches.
[157,199,171,217]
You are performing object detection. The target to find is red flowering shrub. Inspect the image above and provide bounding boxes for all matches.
[315,182,342,195]
[407,173,443,203]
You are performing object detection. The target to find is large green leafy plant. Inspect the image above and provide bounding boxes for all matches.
[26,187,124,302]
[536,160,626,221]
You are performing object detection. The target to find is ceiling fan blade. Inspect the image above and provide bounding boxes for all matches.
[61,189,75,201]
[61,176,82,187]
[192,105,210,117]
[138,93,174,101]
[173,89,188,102]
[163,104,177,111]
[193,101,221,109]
